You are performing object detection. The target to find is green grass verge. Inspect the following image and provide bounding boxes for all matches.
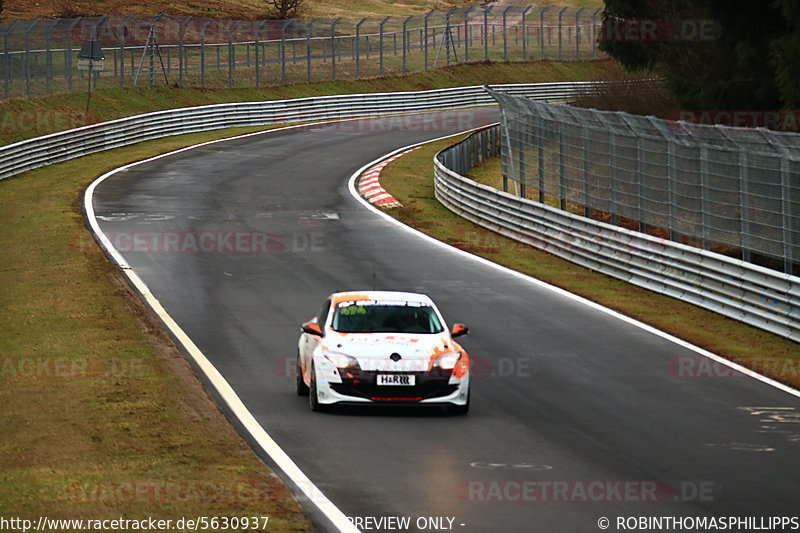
[0,125,314,529]
[378,137,800,390]
[0,60,623,526]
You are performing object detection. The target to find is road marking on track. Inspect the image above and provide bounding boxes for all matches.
[347,132,800,401]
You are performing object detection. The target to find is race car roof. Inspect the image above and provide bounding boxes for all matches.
[329,291,435,307]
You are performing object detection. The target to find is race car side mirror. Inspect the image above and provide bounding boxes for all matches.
[302,322,323,337]
[451,323,469,338]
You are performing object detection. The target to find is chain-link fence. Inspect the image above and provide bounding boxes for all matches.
[0,6,604,99]
[486,87,800,275]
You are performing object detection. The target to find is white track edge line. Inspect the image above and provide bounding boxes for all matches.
[346,130,800,401]
[84,120,362,533]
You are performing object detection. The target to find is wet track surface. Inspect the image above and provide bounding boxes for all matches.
[92,110,800,532]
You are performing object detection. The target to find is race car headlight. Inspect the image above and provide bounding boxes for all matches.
[433,351,462,370]
[324,351,360,370]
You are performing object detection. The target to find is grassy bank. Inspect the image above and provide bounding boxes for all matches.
[0,60,624,145]
[0,60,622,526]
[378,137,800,389]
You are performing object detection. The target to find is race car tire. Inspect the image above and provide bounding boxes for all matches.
[296,351,309,396]
[309,362,328,412]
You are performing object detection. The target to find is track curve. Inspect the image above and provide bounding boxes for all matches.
[91,110,800,532]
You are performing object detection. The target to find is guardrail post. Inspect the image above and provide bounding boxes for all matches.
[379,16,390,75]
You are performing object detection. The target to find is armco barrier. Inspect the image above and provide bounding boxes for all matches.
[0,82,596,181]
[434,126,800,342]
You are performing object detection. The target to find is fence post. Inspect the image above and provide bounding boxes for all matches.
[582,125,591,217]
[379,16,390,75]
[23,19,41,97]
[463,7,473,63]
[740,150,752,263]
[200,20,211,87]
[424,10,433,71]
[44,19,60,95]
[592,8,601,58]
[559,121,567,210]
[502,7,511,61]
[331,18,341,80]
[557,7,567,61]
[281,21,289,83]
[609,132,618,225]
[483,6,489,60]
[402,16,412,73]
[521,6,532,61]
[700,146,711,250]
[539,7,550,60]
[3,22,20,98]
[355,18,366,77]
[228,21,239,88]
[255,21,266,87]
[537,116,545,203]
[637,137,646,232]
[306,20,314,82]
[575,7,586,60]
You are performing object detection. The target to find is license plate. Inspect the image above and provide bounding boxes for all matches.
[377,374,415,386]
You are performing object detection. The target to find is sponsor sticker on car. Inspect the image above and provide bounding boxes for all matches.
[377,374,415,386]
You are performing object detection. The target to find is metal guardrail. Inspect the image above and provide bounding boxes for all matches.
[0,82,594,181]
[434,126,800,342]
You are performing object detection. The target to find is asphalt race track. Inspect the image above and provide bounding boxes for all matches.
[91,110,800,532]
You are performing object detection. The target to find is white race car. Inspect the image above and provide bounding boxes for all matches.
[297,291,471,414]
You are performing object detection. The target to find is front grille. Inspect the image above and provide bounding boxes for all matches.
[330,369,457,401]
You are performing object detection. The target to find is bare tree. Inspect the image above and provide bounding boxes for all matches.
[266,0,305,20]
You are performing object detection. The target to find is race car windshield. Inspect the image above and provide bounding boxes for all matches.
[331,302,444,334]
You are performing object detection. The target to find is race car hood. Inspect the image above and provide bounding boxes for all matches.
[322,331,458,372]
